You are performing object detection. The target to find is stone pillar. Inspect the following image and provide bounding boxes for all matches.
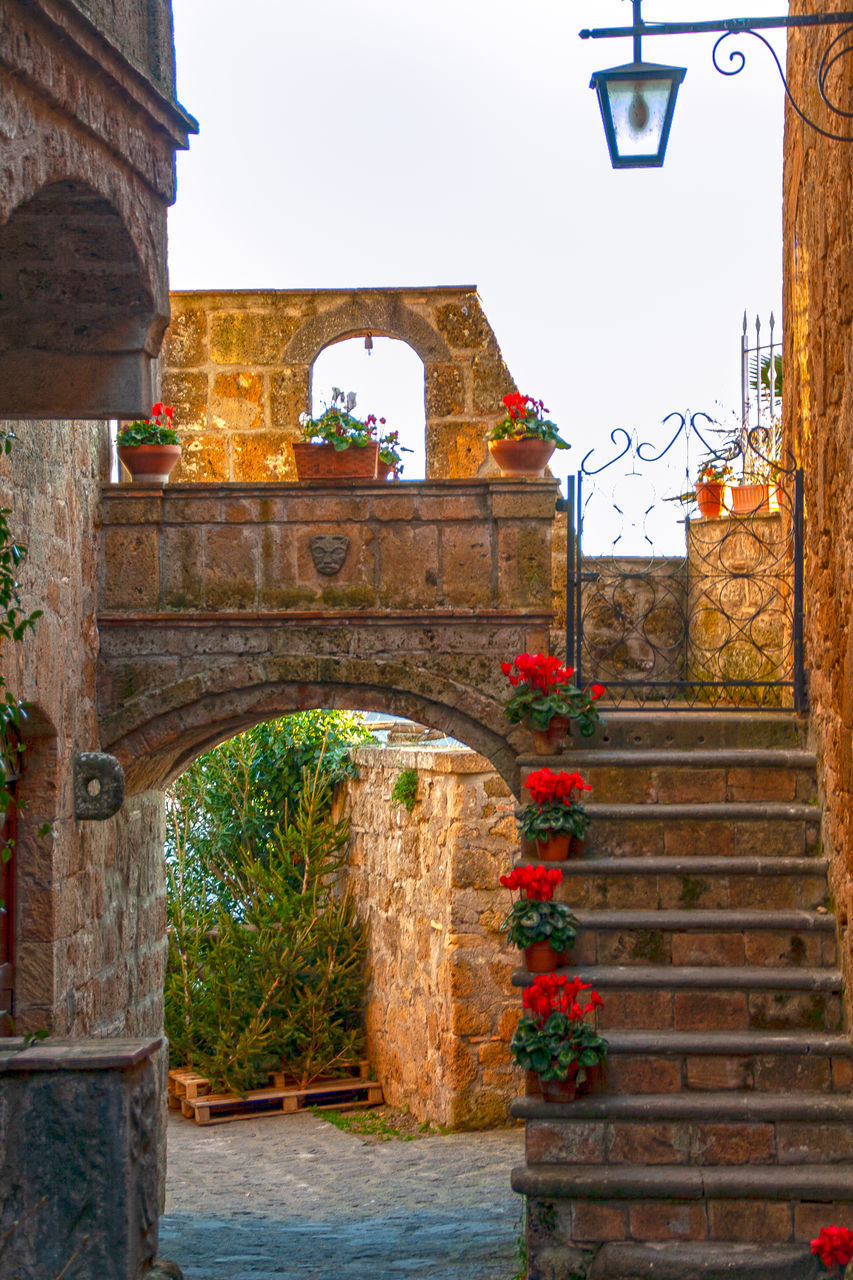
[0,1037,167,1278]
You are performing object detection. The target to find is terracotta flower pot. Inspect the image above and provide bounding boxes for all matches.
[540,1066,580,1103]
[535,833,571,861]
[730,482,770,515]
[523,940,570,973]
[695,480,726,519]
[488,437,556,478]
[293,441,380,480]
[528,715,571,755]
[569,835,587,856]
[117,444,181,486]
[576,1060,607,1097]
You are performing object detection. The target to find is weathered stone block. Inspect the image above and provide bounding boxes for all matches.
[472,353,515,413]
[209,311,299,365]
[161,371,208,431]
[425,363,465,416]
[232,430,291,481]
[102,527,159,611]
[203,526,258,609]
[162,306,206,368]
[210,371,264,431]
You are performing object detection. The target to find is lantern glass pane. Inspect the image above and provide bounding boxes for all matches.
[604,76,672,160]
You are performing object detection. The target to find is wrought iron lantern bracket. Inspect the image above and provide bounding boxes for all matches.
[582,1,853,161]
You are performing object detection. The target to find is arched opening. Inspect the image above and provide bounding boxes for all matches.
[158,706,523,1274]
[1,707,58,1036]
[311,335,427,479]
[0,180,160,417]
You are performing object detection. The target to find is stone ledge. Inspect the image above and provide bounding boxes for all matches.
[512,1091,853,1123]
[0,1036,164,1073]
[586,1029,853,1056]
[532,856,827,876]
[350,743,493,773]
[559,909,835,933]
[510,965,842,992]
[589,1242,819,1280]
[511,1161,853,1199]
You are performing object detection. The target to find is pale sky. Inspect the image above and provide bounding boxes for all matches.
[167,0,787,547]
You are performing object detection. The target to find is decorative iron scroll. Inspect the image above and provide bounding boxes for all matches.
[713,24,853,143]
[562,412,805,710]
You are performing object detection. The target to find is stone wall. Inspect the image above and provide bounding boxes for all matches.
[551,510,686,688]
[0,425,166,1042]
[344,741,521,1129]
[159,287,517,481]
[0,0,195,417]
[784,2,853,1013]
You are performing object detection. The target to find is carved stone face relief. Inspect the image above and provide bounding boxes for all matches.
[310,534,350,576]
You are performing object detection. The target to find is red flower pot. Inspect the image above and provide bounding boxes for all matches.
[528,715,571,755]
[535,833,571,862]
[117,444,181,486]
[488,437,555,478]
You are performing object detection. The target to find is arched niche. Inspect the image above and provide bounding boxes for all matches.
[311,335,428,480]
[0,181,162,418]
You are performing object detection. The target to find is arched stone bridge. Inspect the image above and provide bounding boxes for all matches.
[97,477,558,792]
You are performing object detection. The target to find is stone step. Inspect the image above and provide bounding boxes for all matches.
[539,856,829,912]
[511,1161,853,1225]
[510,966,843,1033]
[545,750,817,806]
[517,710,808,753]
[561,909,837,969]
[515,1092,853,1167]
[597,1029,853,1094]
[588,1243,820,1280]
[561,803,822,859]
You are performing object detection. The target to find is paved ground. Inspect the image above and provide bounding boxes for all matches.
[159,1111,525,1280]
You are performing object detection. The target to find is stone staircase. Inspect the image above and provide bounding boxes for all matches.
[510,711,853,1280]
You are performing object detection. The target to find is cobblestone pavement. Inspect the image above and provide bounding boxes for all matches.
[159,1112,525,1280]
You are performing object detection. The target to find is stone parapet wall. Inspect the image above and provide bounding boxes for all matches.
[160,287,517,481]
[344,742,521,1129]
[100,478,556,616]
[784,4,853,1016]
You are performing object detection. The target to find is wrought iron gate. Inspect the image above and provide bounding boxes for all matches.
[558,412,806,711]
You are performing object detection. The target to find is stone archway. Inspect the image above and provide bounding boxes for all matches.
[0,181,163,417]
[100,660,524,796]
[159,286,518,481]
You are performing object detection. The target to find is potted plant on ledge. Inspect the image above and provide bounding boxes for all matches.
[694,457,734,519]
[487,392,570,477]
[116,403,181,485]
[519,767,592,860]
[510,972,608,1102]
[295,389,380,480]
[499,864,578,973]
[501,652,605,754]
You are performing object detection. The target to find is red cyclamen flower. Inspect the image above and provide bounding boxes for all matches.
[811,1226,853,1270]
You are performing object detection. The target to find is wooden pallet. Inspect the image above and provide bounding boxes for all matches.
[167,1068,211,1110]
[181,1077,384,1126]
[168,1059,370,1109]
